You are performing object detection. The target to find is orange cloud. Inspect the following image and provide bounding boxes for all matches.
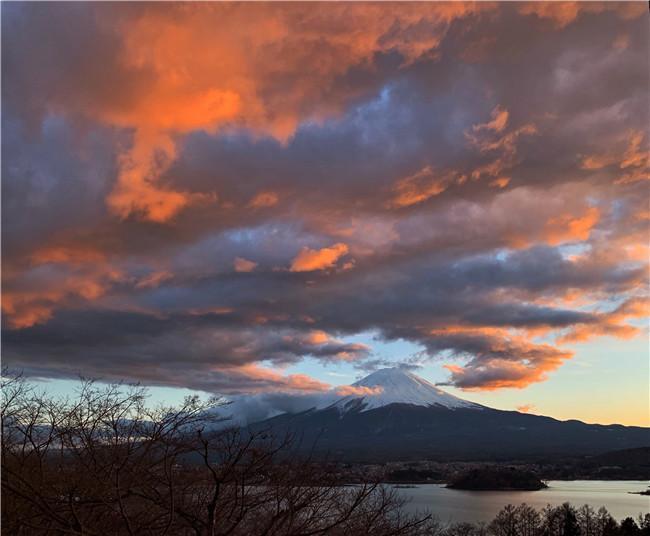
[544,206,600,245]
[558,297,649,344]
[248,191,279,209]
[581,130,648,185]
[5,241,127,329]
[335,385,384,397]
[471,105,509,133]
[3,267,124,329]
[518,2,581,28]
[31,246,106,265]
[620,131,648,169]
[466,107,537,183]
[296,331,369,362]
[2,298,54,329]
[227,364,330,393]
[517,404,536,414]
[489,177,511,189]
[305,330,331,345]
[469,123,537,157]
[283,374,331,392]
[435,326,574,390]
[290,243,349,272]
[617,131,649,184]
[518,2,645,29]
[390,166,454,208]
[58,3,494,222]
[581,153,619,170]
[106,130,219,223]
[444,355,568,391]
[234,257,258,273]
[332,347,370,363]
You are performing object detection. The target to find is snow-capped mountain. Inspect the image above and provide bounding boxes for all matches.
[328,367,481,412]
[212,368,480,427]
[253,367,649,461]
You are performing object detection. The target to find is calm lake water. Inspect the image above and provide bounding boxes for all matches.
[394,481,650,523]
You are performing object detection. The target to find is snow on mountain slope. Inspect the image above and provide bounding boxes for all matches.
[329,367,482,412]
[210,367,481,428]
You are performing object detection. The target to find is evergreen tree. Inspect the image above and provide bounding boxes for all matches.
[620,517,641,536]
[602,517,620,536]
[560,503,581,536]
[597,506,619,536]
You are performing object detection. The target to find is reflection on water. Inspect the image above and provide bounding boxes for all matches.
[394,480,650,523]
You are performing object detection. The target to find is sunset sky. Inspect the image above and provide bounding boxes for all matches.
[2,2,648,426]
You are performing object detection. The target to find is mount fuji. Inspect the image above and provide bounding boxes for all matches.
[251,368,649,461]
[326,367,481,412]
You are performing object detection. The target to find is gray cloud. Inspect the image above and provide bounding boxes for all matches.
[2,2,647,392]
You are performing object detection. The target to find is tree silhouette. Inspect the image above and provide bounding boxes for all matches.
[620,517,641,536]
[559,503,581,536]
[1,372,431,535]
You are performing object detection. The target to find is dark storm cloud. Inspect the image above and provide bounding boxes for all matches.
[2,2,648,392]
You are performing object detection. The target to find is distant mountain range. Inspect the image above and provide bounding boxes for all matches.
[250,368,650,461]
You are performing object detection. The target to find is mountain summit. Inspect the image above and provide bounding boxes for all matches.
[331,368,480,412]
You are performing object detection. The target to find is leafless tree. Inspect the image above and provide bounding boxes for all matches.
[2,371,431,535]
[488,504,518,536]
[515,504,541,536]
[578,504,598,536]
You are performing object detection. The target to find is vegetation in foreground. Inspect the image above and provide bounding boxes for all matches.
[433,504,650,536]
[1,373,429,535]
[2,373,648,535]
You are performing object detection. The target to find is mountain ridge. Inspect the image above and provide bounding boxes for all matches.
[250,368,650,462]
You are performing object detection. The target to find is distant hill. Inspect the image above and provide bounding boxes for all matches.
[592,446,650,467]
[565,446,650,479]
[251,368,650,462]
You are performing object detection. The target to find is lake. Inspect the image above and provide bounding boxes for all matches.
[393,480,650,523]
